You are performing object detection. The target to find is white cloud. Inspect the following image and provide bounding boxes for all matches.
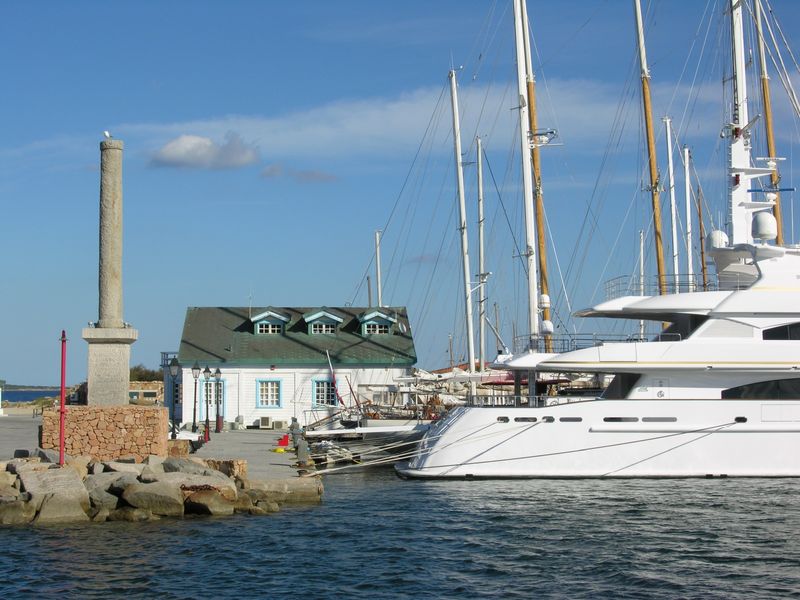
[150,132,259,169]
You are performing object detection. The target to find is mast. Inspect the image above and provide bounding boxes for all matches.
[663,116,680,292]
[477,136,487,372]
[634,0,667,295]
[519,0,551,350]
[513,0,540,346]
[683,146,694,290]
[448,69,476,381]
[375,230,383,307]
[639,229,645,338]
[754,0,784,245]
[697,185,709,290]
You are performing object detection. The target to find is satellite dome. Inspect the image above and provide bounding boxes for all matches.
[707,230,729,249]
[752,211,778,241]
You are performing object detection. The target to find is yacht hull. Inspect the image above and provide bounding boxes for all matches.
[395,401,800,478]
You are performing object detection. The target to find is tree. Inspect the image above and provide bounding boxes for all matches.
[130,364,162,382]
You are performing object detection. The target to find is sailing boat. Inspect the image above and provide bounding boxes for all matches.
[397,0,800,478]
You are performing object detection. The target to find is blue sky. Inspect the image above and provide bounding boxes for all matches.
[2,1,800,385]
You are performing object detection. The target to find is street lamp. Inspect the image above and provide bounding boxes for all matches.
[203,366,211,442]
[191,361,201,433]
[168,357,180,440]
[214,367,223,433]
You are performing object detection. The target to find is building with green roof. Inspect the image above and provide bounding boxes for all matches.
[171,306,417,429]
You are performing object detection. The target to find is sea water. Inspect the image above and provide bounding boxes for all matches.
[2,389,60,403]
[1,469,798,599]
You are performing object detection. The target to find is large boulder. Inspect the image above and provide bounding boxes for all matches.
[0,500,36,525]
[122,482,184,517]
[162,457,212,476]
[107,507,153,522]
[88,487,119,512]
[84,472,137,497]
[0,483,20,502]
[152,472,238,502]
[33,492,90,525]
[0,472,16,487]
[245,478,323,505]
[19,467,90,512]
[104,461,145,475]
[184,489,234,516]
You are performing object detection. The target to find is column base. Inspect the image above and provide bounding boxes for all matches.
[82,327,138,407]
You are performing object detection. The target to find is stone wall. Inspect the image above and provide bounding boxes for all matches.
[41,406,168,461]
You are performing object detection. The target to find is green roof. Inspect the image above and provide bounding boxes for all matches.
[178,306,417,367]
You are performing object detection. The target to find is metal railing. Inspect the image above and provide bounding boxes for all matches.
[466,394,593,408]
[511,331,682,354]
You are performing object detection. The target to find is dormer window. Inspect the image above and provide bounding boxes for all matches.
[256,321,283,335]
[312,322,336,335]
[365,322,390,335]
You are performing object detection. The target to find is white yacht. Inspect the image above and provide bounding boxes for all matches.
[396,0,800,478]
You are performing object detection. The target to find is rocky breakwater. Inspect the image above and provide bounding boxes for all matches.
[0,451,323,526]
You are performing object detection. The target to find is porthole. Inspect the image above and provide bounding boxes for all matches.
[497,416,510,423]
[559,417,582,422]
[642,417,678,423]
[603,417,639,423]
[514,417,537,423]
[542,416,555,423]
[734,416,747,423]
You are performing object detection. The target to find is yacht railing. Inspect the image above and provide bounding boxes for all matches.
[603,273,753,300]
[512,332,680,354]
[466,394,594,408]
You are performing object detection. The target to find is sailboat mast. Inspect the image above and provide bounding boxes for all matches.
[513,0,540,346]
[634,0,667,295]
[663,116,680,292]
[448,69,476,378]
[697,185,709,290]
[683,146,694,290]
[477,136,487,372]
[375,230,383,307]
[519,0,551,349]
[754,0,784,245]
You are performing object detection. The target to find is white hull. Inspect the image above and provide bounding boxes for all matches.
[396,400,800,478]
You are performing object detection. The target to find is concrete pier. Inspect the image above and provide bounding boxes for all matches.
[82,139,138,406]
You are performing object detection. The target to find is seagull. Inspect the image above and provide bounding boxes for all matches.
[103,130,112,139]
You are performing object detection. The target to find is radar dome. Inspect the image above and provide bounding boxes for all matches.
[752,211,778,241]
[707,230,729,249]
[541,320,554,335]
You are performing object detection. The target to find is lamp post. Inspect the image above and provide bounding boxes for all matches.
[214,367,223,433]
[168,357,180,440]
[191,361,200,433]
[203,366,211,442]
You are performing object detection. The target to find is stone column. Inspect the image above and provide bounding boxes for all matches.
[82,138,138,406]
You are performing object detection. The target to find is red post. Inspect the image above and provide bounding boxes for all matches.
[59,330,67,466]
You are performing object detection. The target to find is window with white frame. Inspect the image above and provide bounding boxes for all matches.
[257,321,283,335]
[365,322,390,335]
[314,380,337,406]
[257,380,281,408]
[312,322,336,334]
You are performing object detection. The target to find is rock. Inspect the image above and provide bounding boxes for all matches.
[185,489,235,516]
[19,467,90,512]
[139,466,160,483]
[84,471,135,496]
[35,448,62,464]
[204,459,248,479]
[143,455,165,469]
[0,471,17,487]
[246,478,323,505]
[107,507,152,522]
[0,500,36,525]
[104,461,145,475]
[233,494,253,513]
[65,456,91,481]
[6,458,46,475]
[162,457,210,475]
[152,472,238,502]
[91,507,110,523]
[255,500,280,513]
[88,487,119,511]
[33,492,90,525]
[122,482,184,517]
[88,461,105,475]
[0,483,20,501]
[248,505,268,516]
[107,473,140,495]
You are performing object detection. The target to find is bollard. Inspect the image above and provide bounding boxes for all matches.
[296,438,310,465]
[289,417,302,448]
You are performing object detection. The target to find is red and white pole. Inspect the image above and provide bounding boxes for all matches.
[59,330,67,466]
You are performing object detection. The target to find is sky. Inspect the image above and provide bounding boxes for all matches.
[2,1,800,385]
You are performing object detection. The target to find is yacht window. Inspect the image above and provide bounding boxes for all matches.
[601,373,640,399]
[722,378,800,400]
[735,417,748,423]
[559,417,582,422]
[542,416,555,423]
[642,417,677,423]
[514,417,537,423]
[497,416,509,423]
[763,323,800,340]
[603,417,638,422]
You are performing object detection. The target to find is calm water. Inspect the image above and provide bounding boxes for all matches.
[2,389,59,403]
[2,469,799,599]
